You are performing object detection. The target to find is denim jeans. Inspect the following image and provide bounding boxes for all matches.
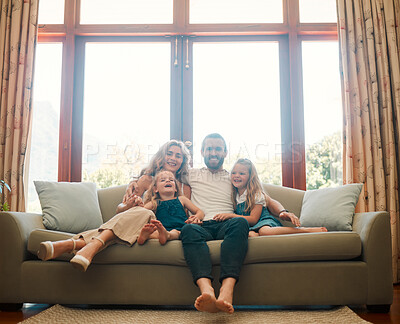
[180,217,249,283]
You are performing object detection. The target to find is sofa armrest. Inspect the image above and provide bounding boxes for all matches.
[0,211,44,303]
[352,211,393,305]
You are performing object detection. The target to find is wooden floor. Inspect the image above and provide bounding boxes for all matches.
[1,284,399,323]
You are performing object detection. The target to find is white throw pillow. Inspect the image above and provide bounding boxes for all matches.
[34,181,103,234]
[300,183,363,231]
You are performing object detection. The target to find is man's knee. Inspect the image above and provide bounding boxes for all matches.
[180,223,203,241]
[225,217,249,237]
[230,217,249,229]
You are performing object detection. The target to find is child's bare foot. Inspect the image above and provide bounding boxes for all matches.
[215,299,234,314]
[194,293,219,313]
[151,219,169,245]
[248,230,259,237]
[138,224,156,245]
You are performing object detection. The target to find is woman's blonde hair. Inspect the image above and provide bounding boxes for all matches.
[141,140,191,182]
[143,171,182,211]
[231,158,267,213]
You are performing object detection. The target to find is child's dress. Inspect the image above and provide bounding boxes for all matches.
[155,197,188,231]
[235,190,282,231]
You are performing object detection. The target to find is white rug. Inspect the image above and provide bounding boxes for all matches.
[20,304,371,323]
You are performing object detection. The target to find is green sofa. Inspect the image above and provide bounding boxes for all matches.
[0,184,393,311]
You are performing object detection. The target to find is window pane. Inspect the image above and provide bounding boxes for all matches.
[80,0,173,24]
[299,0,337,23]
[82,43,170,188]
[27,43,63,212]
[38,0,64,24]
[193,42,282,185]
[302,41,342,189]
[190,0,283,24]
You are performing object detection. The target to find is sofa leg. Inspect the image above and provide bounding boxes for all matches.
[0,303,23,311]
[366,304,391,313]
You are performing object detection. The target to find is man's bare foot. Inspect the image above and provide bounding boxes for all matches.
[216,277,235,314]
[138,224,156,245]
[194,293,219,313]
[215,299,234,314]
[151,219,169,245]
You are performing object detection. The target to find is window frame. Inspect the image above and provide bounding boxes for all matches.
[36,0,338,190]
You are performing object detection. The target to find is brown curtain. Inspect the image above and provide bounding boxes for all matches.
[0,0,38,211]
[337,0,400,282]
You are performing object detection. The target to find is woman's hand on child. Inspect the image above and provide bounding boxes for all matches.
[126,195,143,208]
[123,181,138,203]
[279,211,301,227]
[186,215,203,224]
[213,213,234,222]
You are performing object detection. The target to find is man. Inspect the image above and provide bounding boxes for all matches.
[180,133,249,314]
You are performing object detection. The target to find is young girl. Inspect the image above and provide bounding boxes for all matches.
[137,170,204,245]
[213,158,327,236]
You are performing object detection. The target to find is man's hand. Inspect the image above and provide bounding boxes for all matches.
[186,215,203,224]
[279,211,301,227]
[213,213,235,222]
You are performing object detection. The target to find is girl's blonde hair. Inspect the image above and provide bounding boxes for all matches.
[231,158,268,213]
[144,171,182,211]
[141,140,191,182]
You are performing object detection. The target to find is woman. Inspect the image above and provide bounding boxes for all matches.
[38,140,192,272]
[123,139,191,201]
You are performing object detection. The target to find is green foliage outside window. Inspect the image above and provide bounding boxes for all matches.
[83,132,342,191]
[306,131,343,190]
[0,180,10,211]
[83,165,131,189]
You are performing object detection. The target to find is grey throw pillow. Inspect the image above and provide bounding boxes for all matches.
[300,183,363,231]
[34,181,103,234]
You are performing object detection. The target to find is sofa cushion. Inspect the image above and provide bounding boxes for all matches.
[300,183,363,231]
[28,230,361,266]
[34,181,103,234]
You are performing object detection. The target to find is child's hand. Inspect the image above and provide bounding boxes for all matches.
[185,215,203,224]
[279,211,301,227]
[213,213,234,222]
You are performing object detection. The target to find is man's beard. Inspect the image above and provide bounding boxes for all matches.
[205,156,225,170]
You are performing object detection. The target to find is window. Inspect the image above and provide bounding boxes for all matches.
[38,0,64,24]
[192,40,282,184]
[28,43,63,212]
[81,42,171,187]
[189,0,283,24]
[299,0,337,23]
[80,0,174,24]
[302,41,343,189]
[32,0,340,207]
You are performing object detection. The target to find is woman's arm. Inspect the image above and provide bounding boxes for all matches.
[213,204,262,226]
[122,175,153,203]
